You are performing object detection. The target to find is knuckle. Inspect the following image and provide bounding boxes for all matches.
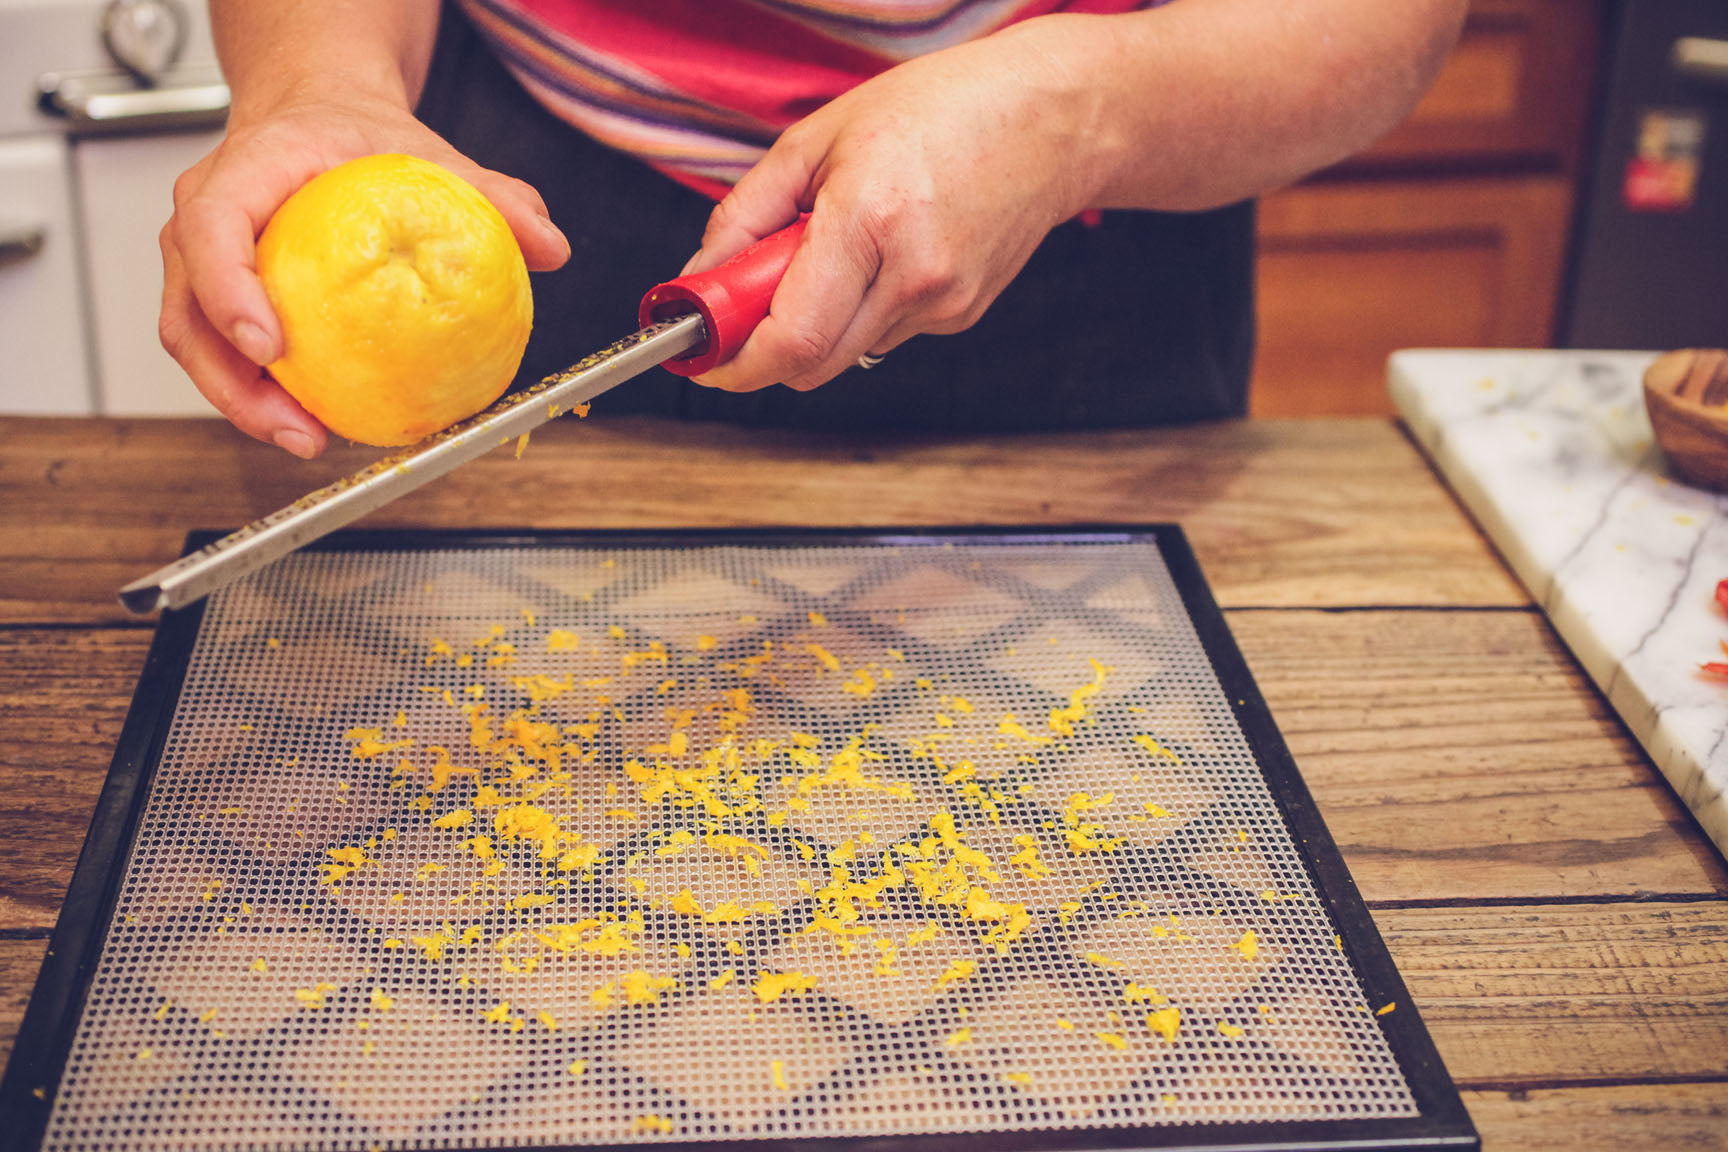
[512,178,547,214]
[176,191,218,228]
[895,250,961,304]
[172,194,215,245]
[170,168,198,209]
[852,181,935,244]
[489,172,539,211]
[772,119,818,161]
[853,197,906,250]
[772,323,834,377]
[703,194,750,242]
[929,284,987,332]
[157,308,195,364]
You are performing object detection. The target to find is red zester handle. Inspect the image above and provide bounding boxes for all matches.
[639,215,809,377]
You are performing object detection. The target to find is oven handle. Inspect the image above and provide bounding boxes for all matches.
[37,70,229,135]
[0,219,46,264]
[1673,37,1728,86]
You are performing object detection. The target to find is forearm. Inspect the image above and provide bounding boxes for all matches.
[212,0,443,125]
[1013,0,1467,214]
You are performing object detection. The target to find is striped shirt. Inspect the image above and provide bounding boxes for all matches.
[456,0,1159,198]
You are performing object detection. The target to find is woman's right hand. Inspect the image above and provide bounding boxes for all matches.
[159,93,570,457]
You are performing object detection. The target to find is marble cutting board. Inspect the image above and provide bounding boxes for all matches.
[1390,348,1728,863]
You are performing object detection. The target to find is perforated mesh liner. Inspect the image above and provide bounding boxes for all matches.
[43,540,1418,1150]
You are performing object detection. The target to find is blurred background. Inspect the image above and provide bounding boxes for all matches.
[1,0,1723,420]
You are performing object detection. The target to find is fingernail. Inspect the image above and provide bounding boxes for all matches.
[540,215,570,257]
[272,428,316,459]
[233,320,274,366]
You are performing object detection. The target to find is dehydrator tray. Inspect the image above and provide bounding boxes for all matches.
[0,527,1477,1151]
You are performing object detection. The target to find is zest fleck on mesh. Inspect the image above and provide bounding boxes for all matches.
[43,539,1419,1149]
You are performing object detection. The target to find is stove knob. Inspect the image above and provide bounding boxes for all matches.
[101,0,189,86]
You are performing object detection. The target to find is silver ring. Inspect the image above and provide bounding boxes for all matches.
[856,351,885,370]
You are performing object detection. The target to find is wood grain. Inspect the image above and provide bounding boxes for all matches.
[0,629,149,930]
[1461,1083,1728,1152]
[1254,176,1574,417]
[1229,610,1728,901]
[3,901,1723,1097]
[1643,349,1728,495]
[0,416,1525,622]
[1,610,1709,943]
[1381,902,1728,1085]
[0,417,1720,1150]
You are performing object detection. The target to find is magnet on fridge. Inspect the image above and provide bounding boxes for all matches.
[1622,107,1706,213]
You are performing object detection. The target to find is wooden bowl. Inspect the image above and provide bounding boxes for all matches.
[1644,348,1728,492]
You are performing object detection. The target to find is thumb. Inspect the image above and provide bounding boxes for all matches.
[464,168,571,272]
[683,139,818,275]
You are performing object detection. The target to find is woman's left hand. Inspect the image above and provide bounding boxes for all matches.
[682,18,1101,393]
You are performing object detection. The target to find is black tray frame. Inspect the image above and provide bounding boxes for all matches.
[0,525,1479,1152]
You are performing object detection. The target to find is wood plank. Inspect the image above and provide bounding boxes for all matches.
[4,903,1723,1114]
[1229,609,1728,902]
[1461,1083,1728,1152]
[1258,177,1571,351]
[1379,902,1728,1085]
[1255,233,1501,417]
[5,609,1721,936]
[1253,176,1574,417]
[0,416,1525,624]
[0,630,149,931]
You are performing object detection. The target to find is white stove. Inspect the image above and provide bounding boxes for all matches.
[0,0,226,416]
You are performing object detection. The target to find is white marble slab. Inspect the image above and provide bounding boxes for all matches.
[1390,349,1728,863]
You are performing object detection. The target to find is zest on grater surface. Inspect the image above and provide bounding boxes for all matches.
[16,530,1471,1152]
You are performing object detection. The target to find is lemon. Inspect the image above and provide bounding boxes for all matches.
[256,154,533,447]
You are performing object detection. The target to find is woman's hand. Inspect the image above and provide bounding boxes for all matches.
[159,94,570,457]
[682,18,1102,394]
[684,0,1466,395]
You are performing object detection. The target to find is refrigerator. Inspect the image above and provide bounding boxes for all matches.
[1560,0,1727,351]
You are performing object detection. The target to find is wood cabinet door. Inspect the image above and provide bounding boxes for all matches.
[1251,175,1573,418]
[1347,0,1601,173]
[1249,0,1602,418]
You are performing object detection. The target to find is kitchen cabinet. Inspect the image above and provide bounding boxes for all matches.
[1251,0,1603,417]
[0,136,94,414]
[0,0,224,417]
[77,130,225,415]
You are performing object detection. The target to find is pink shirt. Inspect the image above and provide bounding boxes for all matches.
[457,0,1158,198]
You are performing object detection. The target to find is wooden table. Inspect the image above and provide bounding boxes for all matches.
[1,414,1724,1149]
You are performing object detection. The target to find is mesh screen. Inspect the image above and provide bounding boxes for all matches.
[42,539,1417,1149]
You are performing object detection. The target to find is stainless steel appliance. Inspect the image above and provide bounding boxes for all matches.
[1560,0,1728,350]
[0,0,227,415]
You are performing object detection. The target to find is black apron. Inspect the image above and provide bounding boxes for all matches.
[416,1,1254,433]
